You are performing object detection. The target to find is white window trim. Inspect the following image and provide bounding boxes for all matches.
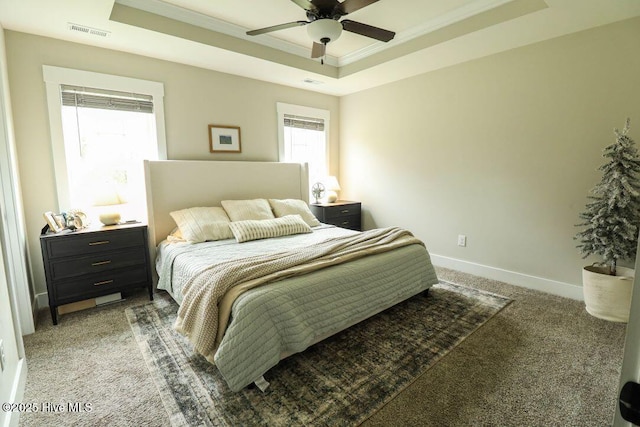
[276,102,330,169]
[43,65,167,211]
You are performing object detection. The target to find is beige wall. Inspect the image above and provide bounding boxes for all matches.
[340,17,640,288]
[5,31,340,297]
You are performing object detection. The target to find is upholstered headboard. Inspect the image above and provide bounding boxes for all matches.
[143,160,309,248]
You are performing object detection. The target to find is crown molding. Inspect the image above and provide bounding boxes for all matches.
[116,0,517,68]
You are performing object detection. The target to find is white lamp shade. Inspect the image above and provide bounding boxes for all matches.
[93,184,127,207]
[325,176,341,191]
[307,19,342,44]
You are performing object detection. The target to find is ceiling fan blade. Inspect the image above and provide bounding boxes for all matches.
[311,42,326,58]
[341,19,395,42]
[290,0,318,13]
[339,0,379,15]
[246,21,309,36]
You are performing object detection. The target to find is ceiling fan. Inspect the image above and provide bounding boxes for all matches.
[246,0,395,63]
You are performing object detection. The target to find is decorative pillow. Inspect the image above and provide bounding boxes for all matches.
[228,215,312,243]
[268,198,320,227]
[166,227,185,242]
[221,199,275,221]
[169,207,233,243]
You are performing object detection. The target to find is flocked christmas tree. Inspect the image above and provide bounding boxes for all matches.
[576,118,640,275]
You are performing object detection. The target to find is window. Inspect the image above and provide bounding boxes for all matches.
[44,66,166,222]
[277,103,330,200]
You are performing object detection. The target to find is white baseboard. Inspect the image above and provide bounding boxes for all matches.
[3,358,27,427]
[34,292,48,310]
[34,256,583,302]
[430,253,584,301]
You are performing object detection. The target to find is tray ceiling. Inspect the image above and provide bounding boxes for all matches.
[1,0,639,95]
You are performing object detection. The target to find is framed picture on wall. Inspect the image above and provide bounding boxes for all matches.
[209,124,241,153]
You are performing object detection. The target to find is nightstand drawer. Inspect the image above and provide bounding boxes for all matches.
[49,248,146,280]
[44,229,145,259]
[53,267,149,302]
[327,215,361,230]
[324,204,360,219]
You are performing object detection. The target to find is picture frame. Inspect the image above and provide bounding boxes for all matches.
[209,124,241,153]
[43,211,64,233]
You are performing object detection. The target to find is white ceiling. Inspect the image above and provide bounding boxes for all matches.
[1,0,640,96]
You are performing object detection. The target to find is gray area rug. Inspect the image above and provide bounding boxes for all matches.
[126,281,510,426]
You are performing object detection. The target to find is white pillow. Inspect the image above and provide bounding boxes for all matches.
[269,199,320,227]
[169,207,233,243]
[228,215,312,243]
[221,199,275,221]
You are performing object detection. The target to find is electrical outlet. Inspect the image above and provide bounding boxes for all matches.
[0,339,5,372]
[457,234,467,247]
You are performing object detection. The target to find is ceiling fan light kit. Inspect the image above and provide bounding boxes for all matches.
[246,0,395,63]
[307,19,342,44]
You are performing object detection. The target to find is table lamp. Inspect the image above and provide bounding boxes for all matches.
[93,189,126,226]
[324,176,341,203]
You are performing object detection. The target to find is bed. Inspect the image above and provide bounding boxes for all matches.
[144,160,439,392]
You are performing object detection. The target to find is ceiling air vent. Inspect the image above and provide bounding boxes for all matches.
[68,23,110,38]
[303,78,324,85]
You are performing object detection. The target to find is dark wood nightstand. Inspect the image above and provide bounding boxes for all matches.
[310,200,362,231]
[40,223,153,325]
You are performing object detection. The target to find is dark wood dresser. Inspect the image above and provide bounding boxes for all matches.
[40,223,153,324]
[310,200,362,231]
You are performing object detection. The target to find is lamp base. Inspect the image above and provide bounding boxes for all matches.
[326,191,338,203]
[99,212,121,226]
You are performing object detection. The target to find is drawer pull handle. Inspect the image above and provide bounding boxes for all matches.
[91,260,112,266]
[341,221,350,225]
[341,209,350,214]
[94,280,113,286]
[89,240,110,246]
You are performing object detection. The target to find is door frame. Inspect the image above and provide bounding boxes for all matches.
[614,236,640,426]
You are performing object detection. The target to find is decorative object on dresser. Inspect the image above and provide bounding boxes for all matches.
[40,223,153,325]
[209,124,241,153]
[311,182,325,203]
[310,200,361,231]
[43,211,65,233]
[93,187,126,225]
[63,209,88,230]
[323,176,341,202]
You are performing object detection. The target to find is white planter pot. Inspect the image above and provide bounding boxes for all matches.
[582,265,634,322]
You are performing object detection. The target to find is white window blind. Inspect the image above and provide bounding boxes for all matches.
[283,114,325,131]
[60,84,154,113]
